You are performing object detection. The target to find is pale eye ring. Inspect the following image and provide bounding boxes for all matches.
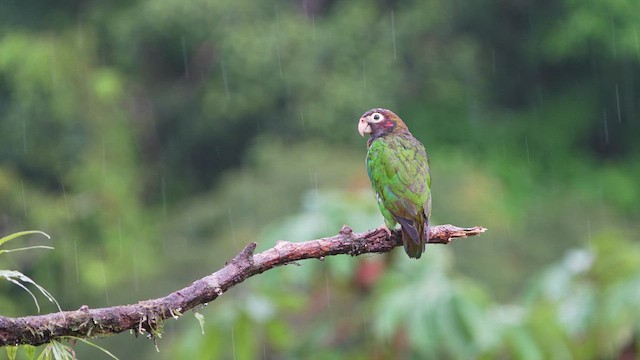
[370,112,384,122]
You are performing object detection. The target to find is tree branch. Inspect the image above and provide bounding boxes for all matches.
[0,224,486,347]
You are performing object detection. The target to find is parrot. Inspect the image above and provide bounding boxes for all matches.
[357,108,431,259]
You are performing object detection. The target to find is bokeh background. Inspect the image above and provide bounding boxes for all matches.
[1,0,639,358]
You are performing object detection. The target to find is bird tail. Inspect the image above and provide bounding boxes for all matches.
[401,227,425,259]
[395,212,430,259]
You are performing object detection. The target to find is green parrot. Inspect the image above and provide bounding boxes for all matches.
[358,108,431,259]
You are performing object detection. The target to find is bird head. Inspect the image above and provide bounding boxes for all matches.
[358,108,407,138]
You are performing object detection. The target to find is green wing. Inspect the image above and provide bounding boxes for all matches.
[367,140,397,229]
[366,134,431,257]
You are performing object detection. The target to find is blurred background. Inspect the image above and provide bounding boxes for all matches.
[1,0,639,358]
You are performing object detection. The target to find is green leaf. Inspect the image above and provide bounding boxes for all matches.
[6,346,17,360]
[506,327,543,360]
[63,337,120,360]
[0,270,62,314]
[0,231,50,248]
[194,312,205,335]
[24,345,36,360]
[0,245,54,255]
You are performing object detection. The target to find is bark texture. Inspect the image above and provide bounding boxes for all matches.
[0,224,486,347]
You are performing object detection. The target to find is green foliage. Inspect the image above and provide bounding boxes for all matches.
[3,339,121,360]
[5,345,34,360]
[55,338,119,360]
[0,231,59,313]
[36,341,76,360]
[167,189,640,359]
[0,270,60,314]
[5,346,17,360]
[1,232,120,360]
[541,0,640,59]
[1,0,639,358]
[0,231,52,254]
[371,250,492,359]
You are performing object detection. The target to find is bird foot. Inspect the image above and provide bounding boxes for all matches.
[376,224,393,238]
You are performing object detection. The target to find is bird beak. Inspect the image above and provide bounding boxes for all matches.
[358,117,371,137]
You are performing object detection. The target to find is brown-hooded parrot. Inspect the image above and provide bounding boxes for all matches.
[358,108,431,259]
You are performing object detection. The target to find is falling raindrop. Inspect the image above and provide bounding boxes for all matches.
[161,176,167,219]
[274,6,283,78]
[49,43,57,87]
[325,268,331,308]
[362,59,367,89]
[391,11,397,61]
[99,251,111,305]
[615,84,621,123]
[181,36,190,80]
[611,17,617,58]
[221,58,230,98]
[602,109,609,145]
[231,325,237,360]
[75,19,84,50]
[118,217,124,258]
[20,180,27,217]
[62,185,71,222]
[22,118,27,153]
[311,172,319,211]
[228,208,236,243]
[596,180,605,216]
[132,245,140,291]
[634,27,640,61]
[74,239,79,283]
[491,48,496,74]
[311,15,316,41]
[586,220,592,249]
[275,42,283,78]
[524,136,530,164]
[102,137,107,175]
[300,109,305,130]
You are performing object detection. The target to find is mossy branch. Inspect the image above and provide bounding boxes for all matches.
[0,224,486,347]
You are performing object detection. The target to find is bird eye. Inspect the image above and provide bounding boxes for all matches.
[370,112,384,122]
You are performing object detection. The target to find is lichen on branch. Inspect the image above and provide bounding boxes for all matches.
[0,224,486,347]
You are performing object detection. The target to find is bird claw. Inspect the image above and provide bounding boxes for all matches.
[376,225,393,238]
